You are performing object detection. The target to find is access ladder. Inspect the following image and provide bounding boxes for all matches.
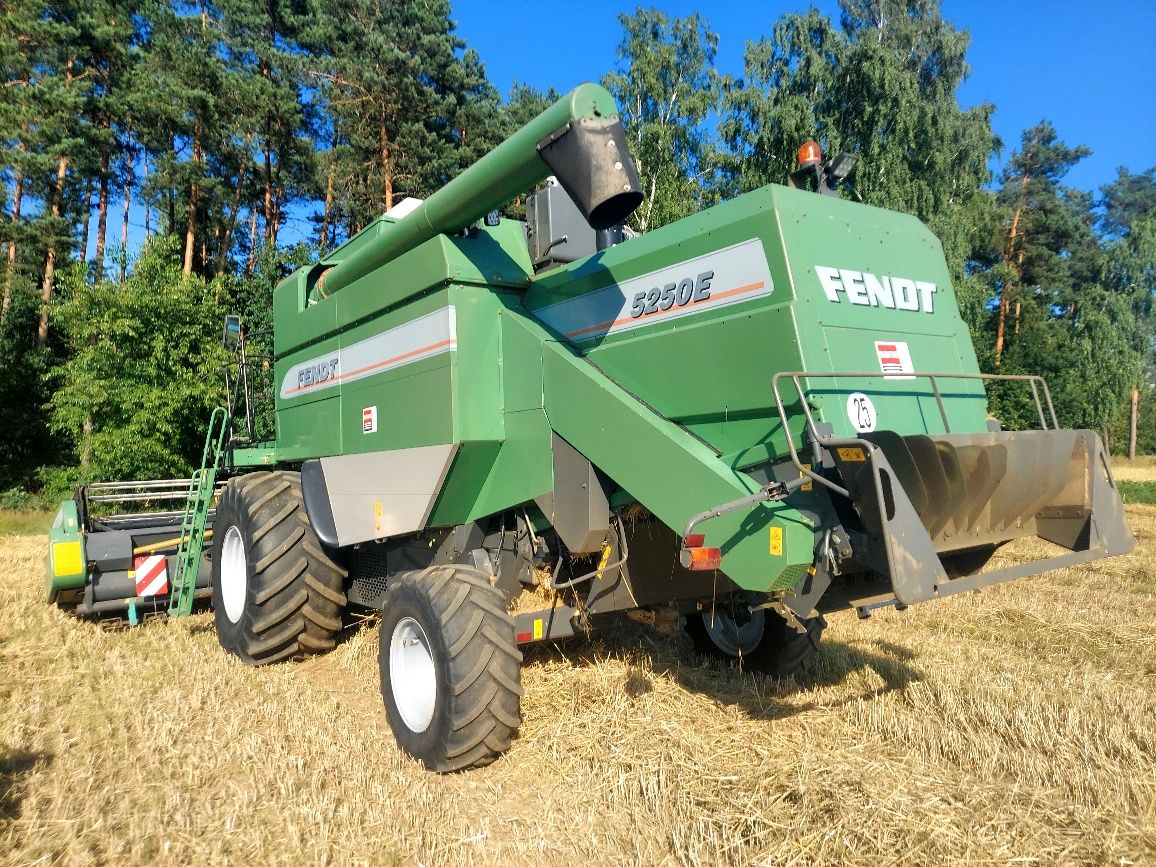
[168,407,229,617]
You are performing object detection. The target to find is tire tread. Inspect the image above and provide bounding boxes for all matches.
[380,565,522,772]
[212,470,346,666]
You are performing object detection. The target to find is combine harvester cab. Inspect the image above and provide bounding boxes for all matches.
[48,83,1133,772]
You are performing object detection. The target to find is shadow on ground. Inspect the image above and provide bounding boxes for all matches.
[0,748,53,821]
[521,618,924,724]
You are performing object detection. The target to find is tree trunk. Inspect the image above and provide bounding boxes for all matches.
[220,161,246,272]
[320,130,336,253]
[995,172,1031,367]
[247,208,258,274]
[94,144,111,286]
[380,110,394,212]
[271,186,282,246]
[37,154,70,347]
[1,163,24,326]
[143,149,151,239]
[1129,386,1139,460]
[77,180,94,264]
[263,144,273,242]
[994,290,1010,368]
[183,128,202,277]
[80,417,92,473]
[121,155,132,284]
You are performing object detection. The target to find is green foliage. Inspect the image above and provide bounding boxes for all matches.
[44,238,228,489]
[303,0,502,236]
[985,124,1145,441]
[603,8,722,232]
[1100,166,1156,238]
[0,288,56,491]
[3,0,1156,500]
[719,0,997,278]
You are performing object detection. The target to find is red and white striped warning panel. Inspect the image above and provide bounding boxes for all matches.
[133,554,169,597]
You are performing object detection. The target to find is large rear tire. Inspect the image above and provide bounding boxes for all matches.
[687,603,825,678]
[211,471,347,665]
[378,566,523,772]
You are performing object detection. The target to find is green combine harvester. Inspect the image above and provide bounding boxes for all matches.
[46,83,1133,771]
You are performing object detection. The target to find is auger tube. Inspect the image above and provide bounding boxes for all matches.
[315,82,642,298]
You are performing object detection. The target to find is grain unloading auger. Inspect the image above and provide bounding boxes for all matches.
[46,83,1133,771]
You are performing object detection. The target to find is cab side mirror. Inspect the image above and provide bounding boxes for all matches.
[223,315,242,349]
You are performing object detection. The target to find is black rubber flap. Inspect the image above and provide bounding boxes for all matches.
[300,459,339,548]
[537,117,643,230]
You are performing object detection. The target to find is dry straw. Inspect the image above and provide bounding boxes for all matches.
[2,505,1155,865]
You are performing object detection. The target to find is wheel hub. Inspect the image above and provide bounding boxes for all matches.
[390,616,437,733]
[702,606,765,657]
[219,526,248,624]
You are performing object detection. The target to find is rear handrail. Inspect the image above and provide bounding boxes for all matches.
[769,370,1058,500]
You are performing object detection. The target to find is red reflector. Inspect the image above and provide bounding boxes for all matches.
[515,632,532,644]
[685,547,722,571]
[685,533,705,547]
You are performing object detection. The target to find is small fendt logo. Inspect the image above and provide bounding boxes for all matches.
[815,265,937,313]
[297,357,339,390]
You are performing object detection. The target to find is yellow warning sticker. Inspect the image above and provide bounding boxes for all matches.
[800,463,813,492]
[374,500,383,535]
[533,618,544,640]
[769,526,783,556]
[837,447,866,462]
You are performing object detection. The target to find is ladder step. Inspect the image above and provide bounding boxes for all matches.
[169,406,230,618]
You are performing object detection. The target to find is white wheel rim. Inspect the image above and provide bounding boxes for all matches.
[702,607,765,657]
[390,617,437,733]
[220,526,248,624]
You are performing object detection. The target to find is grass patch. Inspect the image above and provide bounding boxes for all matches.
[1118,480,1156,504]
[0,509,55,535]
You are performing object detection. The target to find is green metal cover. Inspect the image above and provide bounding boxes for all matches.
[45,498,85,602]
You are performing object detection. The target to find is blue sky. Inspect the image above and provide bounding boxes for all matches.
[454,0,1156,196]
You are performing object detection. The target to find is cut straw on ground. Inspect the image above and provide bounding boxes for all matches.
[2,502,1155,865]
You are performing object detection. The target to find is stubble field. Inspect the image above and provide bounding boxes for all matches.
[2,495,1155,865]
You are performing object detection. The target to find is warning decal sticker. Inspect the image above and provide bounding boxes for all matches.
[874,340,915,380]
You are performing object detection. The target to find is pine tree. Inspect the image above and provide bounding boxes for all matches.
[303,0,492,235]
[994,121,1094,364]
[1100,166,1156,238]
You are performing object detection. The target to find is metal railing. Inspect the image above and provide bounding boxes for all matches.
[223,326,276,445]
[769,370,1059,501]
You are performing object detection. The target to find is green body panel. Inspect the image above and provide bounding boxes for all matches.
[231,445,277,468]
[274,220,533,361]
[534,321,815,590]
[780,188,986,436]
[525,185,987,470]
[45,499,85,602]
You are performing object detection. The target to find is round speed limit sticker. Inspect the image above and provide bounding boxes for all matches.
[846,392,877,433]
